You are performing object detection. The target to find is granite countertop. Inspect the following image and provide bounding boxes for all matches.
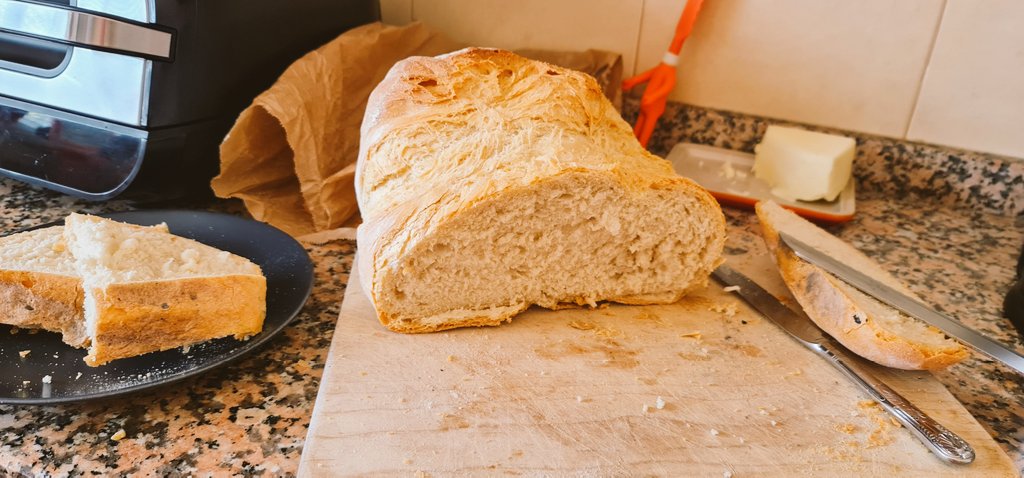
[0,181,357,476]
[0,142,1022,473]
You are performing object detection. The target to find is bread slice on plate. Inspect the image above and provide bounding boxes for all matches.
[0,226,88,347]
[755,200,967,370]
[0,222,171,348]
[63,213,267,366]
[356,48,726,333]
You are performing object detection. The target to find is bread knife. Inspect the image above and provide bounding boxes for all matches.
[780,232,1024,376]
[712,265,975,464]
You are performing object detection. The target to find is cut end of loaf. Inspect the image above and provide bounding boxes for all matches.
[374,172,725,333]
[755,200,967,370]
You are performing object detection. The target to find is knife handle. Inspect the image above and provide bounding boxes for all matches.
[811,341,976,464]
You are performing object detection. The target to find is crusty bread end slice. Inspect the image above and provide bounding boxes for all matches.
[64,213,267,366]
[755,200,967,370]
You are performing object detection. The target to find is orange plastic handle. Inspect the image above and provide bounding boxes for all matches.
[621,0,706,147]
[670,0,705,54]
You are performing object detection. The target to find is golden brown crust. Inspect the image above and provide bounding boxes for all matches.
[376,286,706,334]
[0,270,86,347]
[379,305,529,334]
[755,201,967,370]
[356,48,725,333]
[85,275,267,366]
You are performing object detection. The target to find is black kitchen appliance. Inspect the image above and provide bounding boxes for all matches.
[0,0,379,201]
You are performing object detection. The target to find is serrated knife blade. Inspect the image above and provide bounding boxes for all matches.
[779,231,1024,376]
[711,264,974,464]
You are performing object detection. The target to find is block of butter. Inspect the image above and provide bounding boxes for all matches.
[752,125,855,202]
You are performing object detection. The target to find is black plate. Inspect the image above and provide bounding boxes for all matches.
[0,210,314,405]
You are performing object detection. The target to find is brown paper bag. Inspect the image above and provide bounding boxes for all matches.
[212,22,625,237]
[212,22,460,236]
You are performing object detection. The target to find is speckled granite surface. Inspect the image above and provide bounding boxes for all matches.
[0,111,1022,475]
[0,181,356,477]
[623,97,1024,217]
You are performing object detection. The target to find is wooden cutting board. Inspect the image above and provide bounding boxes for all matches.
[300,242,1016,476]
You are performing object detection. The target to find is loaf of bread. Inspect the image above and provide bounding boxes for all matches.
[756,200,967,370]
[355,48,726,333]
[63,214,267,366]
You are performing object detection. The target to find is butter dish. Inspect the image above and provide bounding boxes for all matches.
[666,142,856,223]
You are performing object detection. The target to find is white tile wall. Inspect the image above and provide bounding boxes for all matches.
[636,0,945,138]
[381,0,1024,158]
[408,0,644,79]
[907,0,1024,158]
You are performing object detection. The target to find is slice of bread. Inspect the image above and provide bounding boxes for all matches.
[0,223,171,348]
[755,200,967,370]
[355,48,726,333]
[0,226,87,346]
[63,213,267,366]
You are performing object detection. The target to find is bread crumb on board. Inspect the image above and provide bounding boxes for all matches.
[723,471,734,478]
[723,285,741,293]
[42,375,52,384]
[858,400,898,447]
[9,327,18,335]
[836,423,858,434]
[110,429,126,441]
[709,303,738,318]
[655,396,666,410]
[679,331,702,340]
[568,321,596,331]
[710,428,720,436]
[857,400,876,408]
[18,350,30,358]
[635,310,665,324]
[642,404,651,414]
[568,320,623,340]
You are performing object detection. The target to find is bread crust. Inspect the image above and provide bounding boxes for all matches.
[0,270,86,347]
[85,275,267,366]
[356,48,725,333]
[376,285,711,334]
[755,201,967,370]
